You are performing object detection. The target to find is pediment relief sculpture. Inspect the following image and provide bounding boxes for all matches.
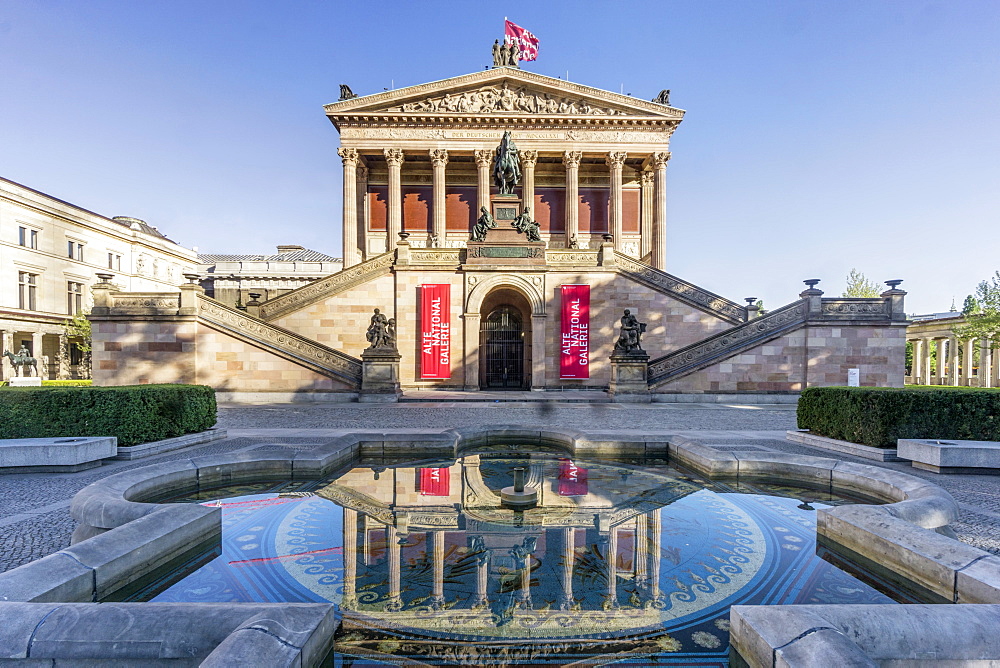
[394,83,628,116]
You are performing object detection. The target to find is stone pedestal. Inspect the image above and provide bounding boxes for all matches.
[466,196,546,266]
[9,377,42,387]
[360,348,402,402]
[608,353,650,402]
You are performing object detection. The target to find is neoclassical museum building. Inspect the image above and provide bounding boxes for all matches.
[90,67,908,399]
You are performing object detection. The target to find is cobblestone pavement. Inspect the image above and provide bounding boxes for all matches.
[0,401,997,573]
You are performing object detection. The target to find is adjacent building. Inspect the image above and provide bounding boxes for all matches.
[197,246,342,309]
[0,177,198,380]
[906,311,999,387]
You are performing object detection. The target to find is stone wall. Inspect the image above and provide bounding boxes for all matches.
[658,324,906,393]
[541,269,733,388]
[91,317,354,392]
[265,264,735,390]
[271,273,396,359]
[92,318,198,385]
[193,323,354,392]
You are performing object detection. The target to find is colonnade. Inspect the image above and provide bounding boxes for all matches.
[337,147,671,270]
[338,508,666,613]
[908,337,1000,387]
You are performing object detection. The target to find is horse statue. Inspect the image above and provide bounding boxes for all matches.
[3,350,39,377]
[492,131,521,195]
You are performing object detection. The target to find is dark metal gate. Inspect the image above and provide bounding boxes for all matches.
[482,306,525,389]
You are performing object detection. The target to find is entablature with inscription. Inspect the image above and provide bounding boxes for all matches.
[325,69,684,134]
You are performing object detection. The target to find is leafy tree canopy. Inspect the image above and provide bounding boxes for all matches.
[962,295,981,316]
[956,271,1000,341]
[63,311,92,353]
[843,269,881,298]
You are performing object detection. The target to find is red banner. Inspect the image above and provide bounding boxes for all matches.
[505,20,539,61]
[420,284,450,379]
[560,285,590,378]
[420,468,450,496]
[558,459,588,496]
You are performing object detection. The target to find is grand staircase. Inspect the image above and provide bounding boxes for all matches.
[613,252,747,324]
[647,298,809,387]
[197,295,362,386]
[258,252,395,321]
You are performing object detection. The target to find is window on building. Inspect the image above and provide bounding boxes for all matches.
[108,252,122,271]
[18,227,38,249]
[18,272,38,310]
[67,281,84,314]
[68,241,84,261]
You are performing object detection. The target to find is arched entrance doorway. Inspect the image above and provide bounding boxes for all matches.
[479,288,532,389]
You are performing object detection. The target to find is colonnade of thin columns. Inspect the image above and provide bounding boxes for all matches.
[338,147,671,270]
[909,337,1000,387]
[339,510,667,612]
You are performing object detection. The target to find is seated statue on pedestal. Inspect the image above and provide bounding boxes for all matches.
[614,309,647,354]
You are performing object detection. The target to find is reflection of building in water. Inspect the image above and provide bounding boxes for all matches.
[316,455,698,646]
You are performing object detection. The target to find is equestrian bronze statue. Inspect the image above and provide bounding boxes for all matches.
[3,349,39,377]
[492,131,521,195]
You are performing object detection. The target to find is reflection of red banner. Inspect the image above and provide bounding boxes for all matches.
[558,459,588,496]
[560,285,590,378]
[420,284,450,379]
[420,468,450,496]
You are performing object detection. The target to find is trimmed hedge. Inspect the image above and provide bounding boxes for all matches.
[798,386,1000,448]
[0,384,216,446]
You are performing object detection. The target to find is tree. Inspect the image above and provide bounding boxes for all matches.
[955,271,1000,341]
[755,299,767,316]
[962,294,981,316]
[62,311,92,379]
[843,269,881,298]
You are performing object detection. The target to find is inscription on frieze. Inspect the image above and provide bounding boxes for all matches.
[470,246,544,259]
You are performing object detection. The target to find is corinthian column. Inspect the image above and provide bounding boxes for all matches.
[606,151,627,250]
[342,508,358,609]
[521,150,538,214]
[356,162,369,262]
[429,149,448,246]
[651,151,670,270]
[385,525,402,611]
[430,530,446,609]
[559,527,575,610]
[603,528,619,610]
[563,151,582,246]
[338,148,360,267]
[474,149,492,214]
[647,510,663,607]
[639,170,653,260]
[384,148,405,253]
[633,514,648,589]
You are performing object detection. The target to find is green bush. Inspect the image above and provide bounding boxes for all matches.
[41,380,93,387]
[0,384,216,446]
[798,386,1000,448]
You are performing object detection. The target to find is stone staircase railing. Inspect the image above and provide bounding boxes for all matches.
[258,252,396,321]
[647,298,809,386]
[198,295,362,385]
[613,252,747,324]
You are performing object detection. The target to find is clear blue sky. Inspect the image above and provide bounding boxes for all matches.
[2,1,998,314]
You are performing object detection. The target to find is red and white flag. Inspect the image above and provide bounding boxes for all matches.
[505,20,539,61]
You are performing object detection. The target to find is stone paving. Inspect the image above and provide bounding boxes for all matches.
[0,401,997,573]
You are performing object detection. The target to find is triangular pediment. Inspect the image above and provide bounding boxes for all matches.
[325,68,684,121]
